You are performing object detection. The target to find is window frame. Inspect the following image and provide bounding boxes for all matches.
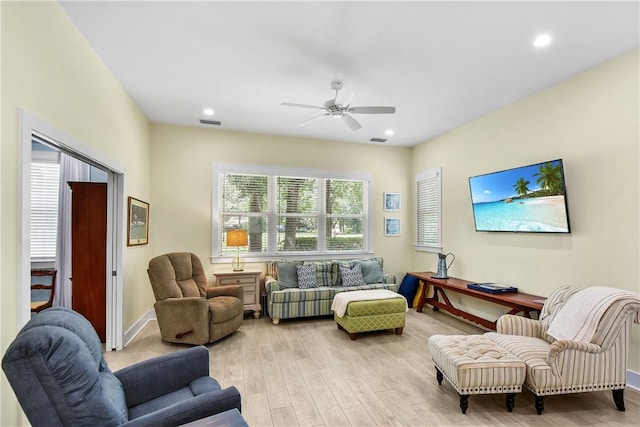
[211,162,373,263]
[414,167,443,253]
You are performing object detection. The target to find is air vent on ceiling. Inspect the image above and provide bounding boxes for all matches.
[370,137,387,143]
[199,119,221,126]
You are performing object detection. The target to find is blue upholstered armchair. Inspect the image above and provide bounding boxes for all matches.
[2,307,243,426]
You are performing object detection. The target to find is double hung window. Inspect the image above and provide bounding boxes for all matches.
[213,163,372,260]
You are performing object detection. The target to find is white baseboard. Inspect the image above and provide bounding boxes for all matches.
[627,369,640,391]
[123,310,156,347]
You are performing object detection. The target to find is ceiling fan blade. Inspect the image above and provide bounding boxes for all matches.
[298,113,329,127]
[347,106,396,114]
[341,113,362,131]
[281,102,325,110]
[335,87,355,108]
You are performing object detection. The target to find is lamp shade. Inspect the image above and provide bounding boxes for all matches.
[226,229,248,247]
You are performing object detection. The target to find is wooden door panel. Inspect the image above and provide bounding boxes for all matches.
[69,182,107,342]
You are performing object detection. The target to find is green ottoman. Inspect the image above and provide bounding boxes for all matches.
[332,290,407,340]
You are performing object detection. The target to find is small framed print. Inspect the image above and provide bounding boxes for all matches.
[127,197,149,246]
[384,192,401,211]
[385,218,401,236]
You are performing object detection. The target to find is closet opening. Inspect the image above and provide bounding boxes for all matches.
[19,110,125,350]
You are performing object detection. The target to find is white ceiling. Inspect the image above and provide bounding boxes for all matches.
[59,1,639,147]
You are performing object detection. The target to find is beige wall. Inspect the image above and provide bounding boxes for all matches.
[149,124,413,281]
[1,2,151,425]
[1,1,638,424]
[411,50,640,370]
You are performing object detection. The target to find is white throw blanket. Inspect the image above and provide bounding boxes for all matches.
[331,290,408,318]
[547,286,639,342]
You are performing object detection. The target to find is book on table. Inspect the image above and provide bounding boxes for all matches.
[467,283,518,294]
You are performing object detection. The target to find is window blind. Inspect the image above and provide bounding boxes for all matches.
[30,161,60,259]
[220,173,268,254]
[415,168,442,250]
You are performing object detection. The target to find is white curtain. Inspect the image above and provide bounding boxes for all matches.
[53,153,90,308]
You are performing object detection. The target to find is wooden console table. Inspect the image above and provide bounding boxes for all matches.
[408,271,544,330]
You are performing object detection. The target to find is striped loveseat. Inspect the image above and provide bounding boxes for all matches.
[265,257,397,324]
[485,285,640,415]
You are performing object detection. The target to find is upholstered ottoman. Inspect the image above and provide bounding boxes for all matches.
[427,335,526,414]
[332,290,407,340]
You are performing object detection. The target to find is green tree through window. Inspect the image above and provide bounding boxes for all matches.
[214,164,371,259]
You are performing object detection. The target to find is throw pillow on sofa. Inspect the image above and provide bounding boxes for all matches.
[333,260,353,286]
[334,257,383,286]
[304,261,333,287]
[359,260,384,284]
[276,261,301,289]
[340,264,367,287]
[296,265,318,289]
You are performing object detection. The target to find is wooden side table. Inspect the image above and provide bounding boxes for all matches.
[214,269,262,318]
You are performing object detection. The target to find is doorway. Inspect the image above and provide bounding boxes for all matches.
[19,110,125,350]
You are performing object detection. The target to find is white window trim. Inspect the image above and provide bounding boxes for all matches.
[414,167,443,253]
[211,162,373,262]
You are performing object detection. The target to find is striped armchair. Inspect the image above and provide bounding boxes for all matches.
[485,285,640,415]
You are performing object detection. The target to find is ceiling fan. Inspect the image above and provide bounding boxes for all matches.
[281,80,396,131]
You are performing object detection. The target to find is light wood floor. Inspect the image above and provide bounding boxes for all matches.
[105,309,640,427]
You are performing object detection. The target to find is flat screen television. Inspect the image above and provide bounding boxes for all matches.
[468,159,571,233]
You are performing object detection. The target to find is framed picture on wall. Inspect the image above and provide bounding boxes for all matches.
[384,192,401,211]
[385,218,401,236]
[127,197,149,246]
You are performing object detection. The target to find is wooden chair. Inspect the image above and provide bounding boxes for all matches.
[30,269,57,313]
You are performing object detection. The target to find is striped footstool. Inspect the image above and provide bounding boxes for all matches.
[332,290,407,340]
[427,335,525,414]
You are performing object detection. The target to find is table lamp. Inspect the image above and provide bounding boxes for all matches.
[227,229,248,271]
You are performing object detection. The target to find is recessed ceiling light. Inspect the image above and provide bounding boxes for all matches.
[385,129,394,136]
[203,108,215,116]
[533,34,552,48]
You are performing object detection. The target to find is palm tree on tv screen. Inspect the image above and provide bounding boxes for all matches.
[513,177,530,197]
[533,162,564,196]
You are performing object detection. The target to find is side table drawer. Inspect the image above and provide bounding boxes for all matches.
[219,276,256,286]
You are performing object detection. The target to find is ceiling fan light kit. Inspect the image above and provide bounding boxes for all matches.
[281,80,396,131]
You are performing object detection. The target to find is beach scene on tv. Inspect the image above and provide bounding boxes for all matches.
[469,160,570,233]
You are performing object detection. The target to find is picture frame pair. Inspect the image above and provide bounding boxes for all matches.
[384,192,401,236]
